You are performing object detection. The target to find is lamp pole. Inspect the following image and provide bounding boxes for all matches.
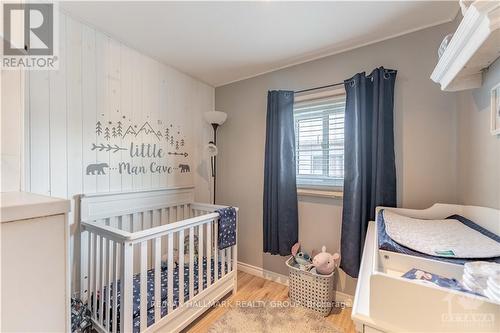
[211,123,218,204]
[204,110,227,205]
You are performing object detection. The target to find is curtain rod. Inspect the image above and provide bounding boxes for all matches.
[294,69,397,94]
[294,82,344,94]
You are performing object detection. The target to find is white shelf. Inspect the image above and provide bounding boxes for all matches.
[431,1,500,91]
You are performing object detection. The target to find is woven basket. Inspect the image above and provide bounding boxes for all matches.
[286,257,335,316]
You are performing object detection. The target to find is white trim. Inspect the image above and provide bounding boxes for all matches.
[237,261,353,307]
[238,261,290,285]
[297,188,343,199]
[335,290,354,308]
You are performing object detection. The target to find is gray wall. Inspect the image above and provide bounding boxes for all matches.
[214,22,459,296]
[457,58,500,209]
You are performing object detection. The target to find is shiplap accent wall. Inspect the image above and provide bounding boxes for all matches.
[26,11,214,292]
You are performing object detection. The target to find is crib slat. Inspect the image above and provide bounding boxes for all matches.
[167,233,174,314]
[166,207,171,223]
[177,205,182,221]
[109,216,116,228]
[153,209,160,227]
[170,207,176,223]
[93,235,100,320]
[227,246,232,272]
[206,222,212,287]
[154,237,161,323]
[160,208,166,225]
[126,214,132,232]
[140,241,148,331]
[120,242,133,333]
[214,219,218,282]
[178,230,185,305]
[131,213,136,233]
[99,237,106,325]
[89,233,95,316]
[220,246,226,277]
[106,240,113,330]
[188,227,194,299]
[198,224,204,293]
[184,204,189,219]
[112,242,119,333]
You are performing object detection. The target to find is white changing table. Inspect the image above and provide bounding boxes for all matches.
[352,204,500,333]
[0,192,71,332]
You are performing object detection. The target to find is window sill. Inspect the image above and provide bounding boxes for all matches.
[297,188,343,199]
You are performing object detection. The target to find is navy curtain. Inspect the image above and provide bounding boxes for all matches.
[263,90,299,255]
[340,67,397,278]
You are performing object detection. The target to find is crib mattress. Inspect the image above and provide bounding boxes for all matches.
[94,257,227,332]
[377,210,500,265]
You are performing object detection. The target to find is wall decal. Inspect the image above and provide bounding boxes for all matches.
[91,143,127,153]
[168,152,188,157]
[86,163,109,175]
[87,117,189,178]
[123,125,137,138]
[179,164,190,173]
[96,121,103,136]
[137,122,162,140]
[116,121,123,137]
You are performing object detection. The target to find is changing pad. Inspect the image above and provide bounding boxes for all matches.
[383,210,500,259]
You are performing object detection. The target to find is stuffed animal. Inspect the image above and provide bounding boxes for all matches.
[312,246,340,275]
[291,242,312,270]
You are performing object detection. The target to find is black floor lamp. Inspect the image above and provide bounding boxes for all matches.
[204,111,227,204]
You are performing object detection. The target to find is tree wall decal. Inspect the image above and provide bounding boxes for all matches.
[117,121,123,137]
[96,121,102,136]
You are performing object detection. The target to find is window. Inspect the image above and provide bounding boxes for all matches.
[294,92,345,189]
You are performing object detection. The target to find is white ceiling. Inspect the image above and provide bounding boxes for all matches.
[60,1,458,87]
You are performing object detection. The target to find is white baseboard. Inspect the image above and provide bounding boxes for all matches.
[237,261,353,307]
[237,261,290,285]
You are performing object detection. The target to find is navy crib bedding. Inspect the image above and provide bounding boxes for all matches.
[93,258,226,332]
[377,210,500,265]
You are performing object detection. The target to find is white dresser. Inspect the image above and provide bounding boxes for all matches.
[1,192,71,332]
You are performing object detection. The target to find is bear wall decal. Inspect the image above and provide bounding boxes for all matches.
[179,164,190,173]
[86,163,109,175]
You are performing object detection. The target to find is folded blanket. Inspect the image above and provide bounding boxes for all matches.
[217,207,237,250]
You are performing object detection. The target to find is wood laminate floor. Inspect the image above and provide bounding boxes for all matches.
[183,271,356,333]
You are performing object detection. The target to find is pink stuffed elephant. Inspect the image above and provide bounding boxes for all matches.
[312,246,340,275]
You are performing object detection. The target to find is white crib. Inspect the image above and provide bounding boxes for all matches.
[79,187,238,333]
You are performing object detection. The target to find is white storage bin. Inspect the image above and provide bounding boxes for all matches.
[286,257,335,316]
